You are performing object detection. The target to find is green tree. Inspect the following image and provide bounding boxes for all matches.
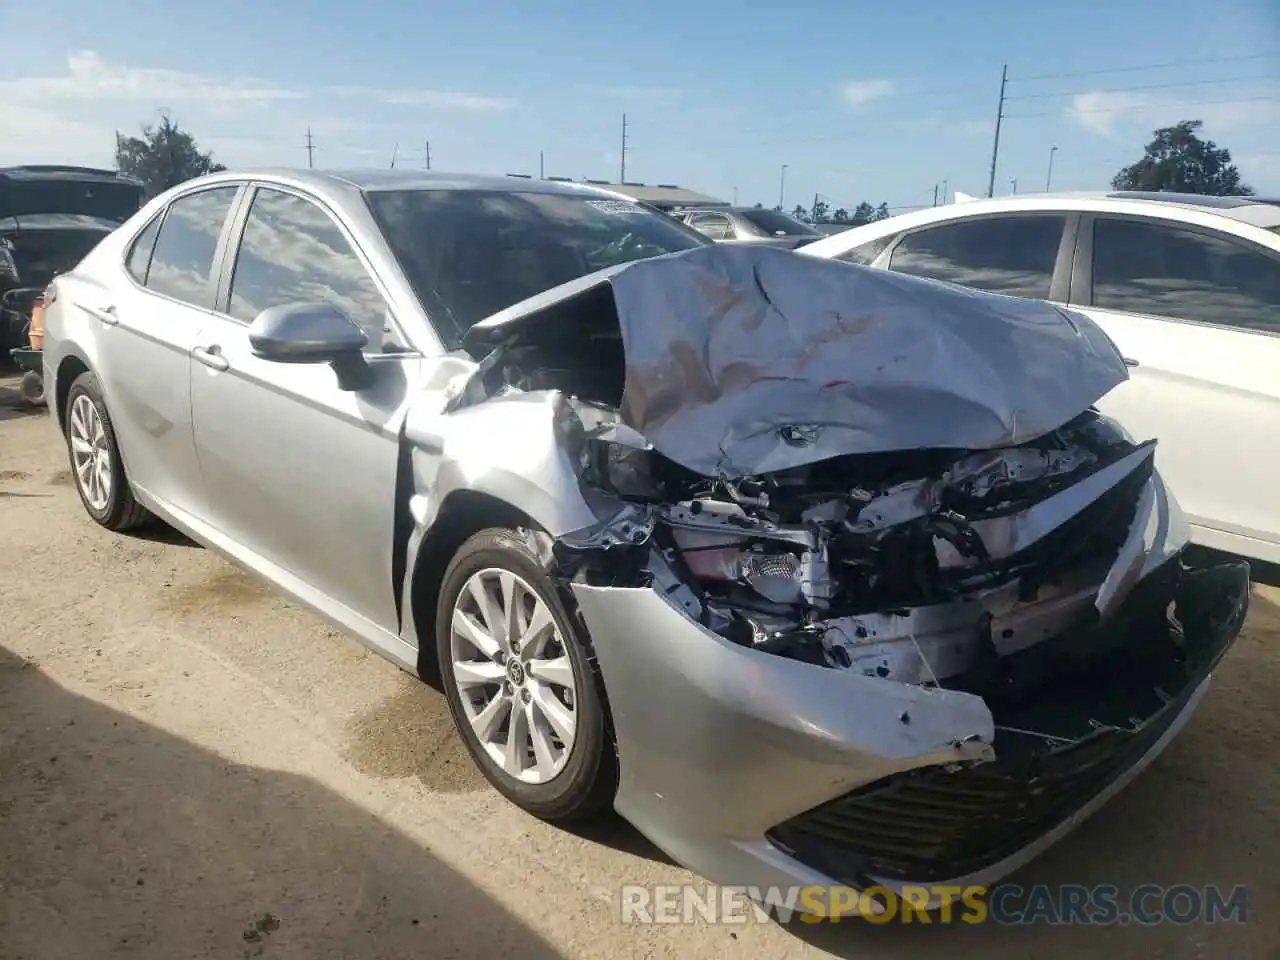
[811,198,830,223]
[832,207,849,224]
[753,202,763,209]
[1111,120,1253,196]
[850,201,876,225]
[874,202,890,221]
[115,113,226,198]
[791,204,811,222]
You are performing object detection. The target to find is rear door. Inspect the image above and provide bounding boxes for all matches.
[93,184,242,518]
[1069,214,1280,561]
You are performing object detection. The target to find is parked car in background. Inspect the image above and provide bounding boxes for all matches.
[800,191,1280,567]
[1,165,143,351]
[671,205,824,248]
[40,169,1249,913]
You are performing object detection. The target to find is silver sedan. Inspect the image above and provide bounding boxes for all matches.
[41,169,1250,914]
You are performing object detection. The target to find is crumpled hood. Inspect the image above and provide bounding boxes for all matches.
[464,244,1129,478]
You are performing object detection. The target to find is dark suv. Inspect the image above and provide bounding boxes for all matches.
[1,165,144,350]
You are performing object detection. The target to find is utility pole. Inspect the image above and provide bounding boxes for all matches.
[932,183,939,207]
[779,164,788,208]
[390,144,398,169]
[1046,145,1058,191]
[619,113,628,183]
[986,64,1007,199]
[812,192,819,222]
[942,179,948,204]
[305,127,315,169]
[733,186,738,205]
[424,141,431,171]
[1010,177,1018,195]
[539,151,545,179]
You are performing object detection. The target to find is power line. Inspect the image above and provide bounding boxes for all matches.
[1005,93,1280,120]
[1005,74,1280,102]
[1009,53,1275,83]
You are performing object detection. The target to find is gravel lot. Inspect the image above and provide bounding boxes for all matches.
[1,371,1277,959]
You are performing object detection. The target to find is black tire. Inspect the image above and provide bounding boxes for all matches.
[436,526,617,822]
[63,371,151,531]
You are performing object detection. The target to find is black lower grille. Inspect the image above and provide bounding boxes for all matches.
[767,559,1249,885]
[767,686,1190,884]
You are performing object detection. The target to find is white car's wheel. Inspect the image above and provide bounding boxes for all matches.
[436,527,616,821]
[63,372,150,531]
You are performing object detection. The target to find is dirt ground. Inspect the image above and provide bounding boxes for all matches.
[1,371,1277,960]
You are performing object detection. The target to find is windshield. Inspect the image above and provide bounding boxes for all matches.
[738,208,821,237]
[365,188,709,344]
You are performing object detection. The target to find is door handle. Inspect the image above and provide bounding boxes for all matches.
[1123,357,1139,367]
[95,304,118,326]
[192,344,229,372]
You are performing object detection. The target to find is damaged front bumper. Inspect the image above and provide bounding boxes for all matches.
[571,553,1249,909]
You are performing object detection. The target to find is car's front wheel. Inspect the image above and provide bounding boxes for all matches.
[63,371,151,531]
[436,527,616,822]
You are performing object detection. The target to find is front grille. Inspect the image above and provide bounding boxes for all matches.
[766,684,1191,884]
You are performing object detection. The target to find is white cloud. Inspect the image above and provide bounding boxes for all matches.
[0,50,516,166]
[1068,89,1280,139]
[327,85,514,111]
[839,79,894,107]
[1,50,302,107]
[589,85,682,104]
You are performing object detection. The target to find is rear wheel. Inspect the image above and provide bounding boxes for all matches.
[436,527,616,822]
[64,371,150,531]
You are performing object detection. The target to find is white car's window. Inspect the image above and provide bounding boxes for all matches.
[227,188,395,352]
[145,187,239,307]
[1092,217,1280,333]
[888,215,1065,299]
[836,235,895,267]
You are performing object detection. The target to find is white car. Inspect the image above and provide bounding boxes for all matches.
[800,190,1280,567]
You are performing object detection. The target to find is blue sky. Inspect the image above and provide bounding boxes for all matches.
[2,0,1278,210]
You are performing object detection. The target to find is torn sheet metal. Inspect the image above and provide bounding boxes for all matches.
[464,244,1129,478]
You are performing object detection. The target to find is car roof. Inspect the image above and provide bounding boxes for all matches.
[956,190,1280,228]
[181,167,639,202]
[799,189,1280,257]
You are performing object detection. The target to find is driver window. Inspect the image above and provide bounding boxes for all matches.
[227,188,403,353]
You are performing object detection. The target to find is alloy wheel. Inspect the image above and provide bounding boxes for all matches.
[449,567,579,784]
[69,393,112,512]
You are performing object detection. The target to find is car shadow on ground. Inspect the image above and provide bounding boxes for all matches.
[0,643,566,959]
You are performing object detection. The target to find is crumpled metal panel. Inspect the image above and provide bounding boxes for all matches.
[469,244,1130,478]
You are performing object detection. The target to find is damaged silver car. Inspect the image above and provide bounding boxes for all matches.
[42,170,1250,910]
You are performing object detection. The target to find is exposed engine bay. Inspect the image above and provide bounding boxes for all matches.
[554,402,1160,681]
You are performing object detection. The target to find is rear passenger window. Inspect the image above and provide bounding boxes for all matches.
[125,214,161,283]
[145,187,239,307]
[889,216,1065,299]
[1092,217,1280,333]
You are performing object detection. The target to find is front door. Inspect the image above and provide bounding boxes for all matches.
[189,184,419,636]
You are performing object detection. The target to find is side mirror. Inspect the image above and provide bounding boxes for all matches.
[248,301,374,391]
